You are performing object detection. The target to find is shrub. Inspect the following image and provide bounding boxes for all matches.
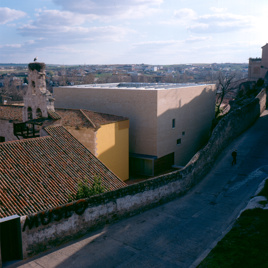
[68,176,106,202]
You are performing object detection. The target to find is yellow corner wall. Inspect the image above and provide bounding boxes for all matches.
[96,120,129,181]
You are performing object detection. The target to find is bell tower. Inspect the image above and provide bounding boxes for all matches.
[23,62,55,122]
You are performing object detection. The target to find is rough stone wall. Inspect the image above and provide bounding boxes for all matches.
[0,120,18,141]
[248,59,262,81]
[23,62,53,121]
[20,88,267,258]
[24,64,47,120]
[63,126,97,155]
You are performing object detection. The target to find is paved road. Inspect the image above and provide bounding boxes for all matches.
[10,110,268,268]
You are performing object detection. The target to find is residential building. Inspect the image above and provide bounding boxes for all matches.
[54,82,216,176]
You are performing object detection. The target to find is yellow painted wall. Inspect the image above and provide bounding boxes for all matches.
[96,120,129,181]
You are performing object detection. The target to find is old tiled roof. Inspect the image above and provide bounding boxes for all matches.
[47,109,61,120]
[0,126,126,218]
[0,105,23,122]
[55,108,128,129]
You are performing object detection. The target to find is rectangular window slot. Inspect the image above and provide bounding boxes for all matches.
[172,119,175,128]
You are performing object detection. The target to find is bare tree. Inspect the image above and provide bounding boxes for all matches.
[215,71,237,117]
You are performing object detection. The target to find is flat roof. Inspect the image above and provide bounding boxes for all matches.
[59,82,213,90]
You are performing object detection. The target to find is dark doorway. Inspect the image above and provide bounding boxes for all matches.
[0,215,23,265]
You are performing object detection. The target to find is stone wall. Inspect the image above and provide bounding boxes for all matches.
[0,120,18,142]
[20,88,267,258]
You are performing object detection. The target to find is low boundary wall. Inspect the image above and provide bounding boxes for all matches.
[21,89,267,258]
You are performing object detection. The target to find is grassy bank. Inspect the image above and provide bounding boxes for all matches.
[198,176,268,268]
[198,208,268,267]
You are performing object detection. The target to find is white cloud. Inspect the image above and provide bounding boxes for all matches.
[53,0,163,19]
[189,12,252,33]
[185,36,211,43]
[209,7,227,13]
[132,35,210,53]
[174,8,196,20]
[34,10,90,26]
[169,8,253,34]
[0,7,26,24]
[0,44,22,49]
[133,35,210,47]
[17,9,131,43]
[19,24,130,42]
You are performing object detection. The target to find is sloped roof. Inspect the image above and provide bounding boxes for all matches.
[0,105,23,122]
[47,109,61,120]
[55,108,128,129]
[0,105,127,130]
[0,126,126,218]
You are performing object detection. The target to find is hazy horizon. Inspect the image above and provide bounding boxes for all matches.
[0,62,249,66]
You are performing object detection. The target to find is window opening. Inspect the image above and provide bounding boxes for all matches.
[36,108,42,118]
[172,119,175,128]
[27,107,33,120]
[31,80,36,94]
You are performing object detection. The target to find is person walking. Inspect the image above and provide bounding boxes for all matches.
[231,150,237,165]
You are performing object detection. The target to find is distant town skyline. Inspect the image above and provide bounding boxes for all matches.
[0,0,267,65]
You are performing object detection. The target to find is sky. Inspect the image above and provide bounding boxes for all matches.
[0,0,267,65]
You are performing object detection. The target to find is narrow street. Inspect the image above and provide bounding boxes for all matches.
[11,110,268,268]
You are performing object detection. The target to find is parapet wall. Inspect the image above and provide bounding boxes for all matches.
[21,88,267,258]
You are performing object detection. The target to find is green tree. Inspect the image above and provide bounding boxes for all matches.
[69,176,106,202]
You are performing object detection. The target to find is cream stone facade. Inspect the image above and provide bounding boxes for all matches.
[54,83,216,176]
[248,43,268,82]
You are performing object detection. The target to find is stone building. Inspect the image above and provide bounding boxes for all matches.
[0,62,55,142]
[23,62,55,121]
[248,43,268,82]
[0,63,129,181]
[54,82,216,176]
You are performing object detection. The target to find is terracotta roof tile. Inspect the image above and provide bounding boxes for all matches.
[0,105,23,122]
[55,108,128,129]
[81,109,128,127]
[47,109,61,120]
[0,126,126,218]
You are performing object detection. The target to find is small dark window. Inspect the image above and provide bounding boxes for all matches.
[36,108,42,118]
[177,138,181,145]
[182,131,185,136]
[0,136,5,142]
[27,107,33,120]
[32,80,36,94]
[172,119,175,128]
